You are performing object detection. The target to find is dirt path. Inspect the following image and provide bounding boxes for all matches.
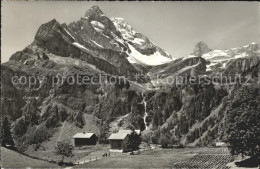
[74,148,124,165]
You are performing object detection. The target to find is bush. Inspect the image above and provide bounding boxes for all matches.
[124,130,141,153]
[13,117,27,136]
[158,135,171,148]
[34,143,41,151]
[55,140,74,164]
[178,143,185,148]
[74,111,85,128]
[141,131,153,143]
[151,130,160,144]
[31,125,51,144]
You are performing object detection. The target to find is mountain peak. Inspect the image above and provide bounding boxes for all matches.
[85,5,105,18]
[45,19,60,27]
[193,41,211,57]
[195,41,209,48]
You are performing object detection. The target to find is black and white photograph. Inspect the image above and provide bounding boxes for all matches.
[1,1,260,168]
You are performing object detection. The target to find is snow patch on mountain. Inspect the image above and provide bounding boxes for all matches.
[234,53,248,59]
[91,21,105,32]
[90,39,104,48]
[127,43,172,66]
[183,55,198,60]
[202,50,229,60]
[203,42,259,62]
[64,28,75,40]
[199,42,259,72]
[100,32,110,39]
[72,42,90,52]
[132,38,145,45]
[127,56,138,64]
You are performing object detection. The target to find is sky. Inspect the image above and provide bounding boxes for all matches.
[1,1,259,63]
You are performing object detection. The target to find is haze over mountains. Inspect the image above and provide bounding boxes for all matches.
[1,6,259,151]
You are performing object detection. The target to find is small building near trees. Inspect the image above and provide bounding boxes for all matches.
[108,130,141,152]
[73,132,98,146]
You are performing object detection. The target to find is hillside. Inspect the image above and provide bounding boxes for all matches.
[1,147,57,168]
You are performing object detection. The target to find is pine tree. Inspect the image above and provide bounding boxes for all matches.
[99,120,110,144]
[22,98,39,125]
[1,116,15,149]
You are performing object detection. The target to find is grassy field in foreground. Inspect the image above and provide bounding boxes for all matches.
[76,148,201,168]
[1,147,57,168]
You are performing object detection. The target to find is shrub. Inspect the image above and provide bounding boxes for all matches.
[178,143,185,148]
[55,140,74,165]
[124,130,141,153]
[158,135,170,148]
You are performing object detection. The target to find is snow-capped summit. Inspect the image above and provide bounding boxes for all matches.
[183,42,259,72]
[111,17,173,66]
[111,17,136,41]
[198,42,259,71]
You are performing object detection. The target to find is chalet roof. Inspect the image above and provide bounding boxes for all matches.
[108,133,128,140]
[108,130,141,140]
[73,132,95,139]
[118,130,141,135]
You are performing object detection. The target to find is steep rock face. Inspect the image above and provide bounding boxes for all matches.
[10,7,140,77]
[221,56,260,76]
[154,57,207,77]
[67,18,137,75]
[111,17,173,66]
[10,33,120,76]
[66,6,138,75]
[85,6,124,45]
[111,18,169,56]
[147,57,207,88]
[144,80,229,145]
[33,19,77,58]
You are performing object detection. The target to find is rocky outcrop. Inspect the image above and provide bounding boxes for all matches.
[221,56,260,76]
[192,41,212,57]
